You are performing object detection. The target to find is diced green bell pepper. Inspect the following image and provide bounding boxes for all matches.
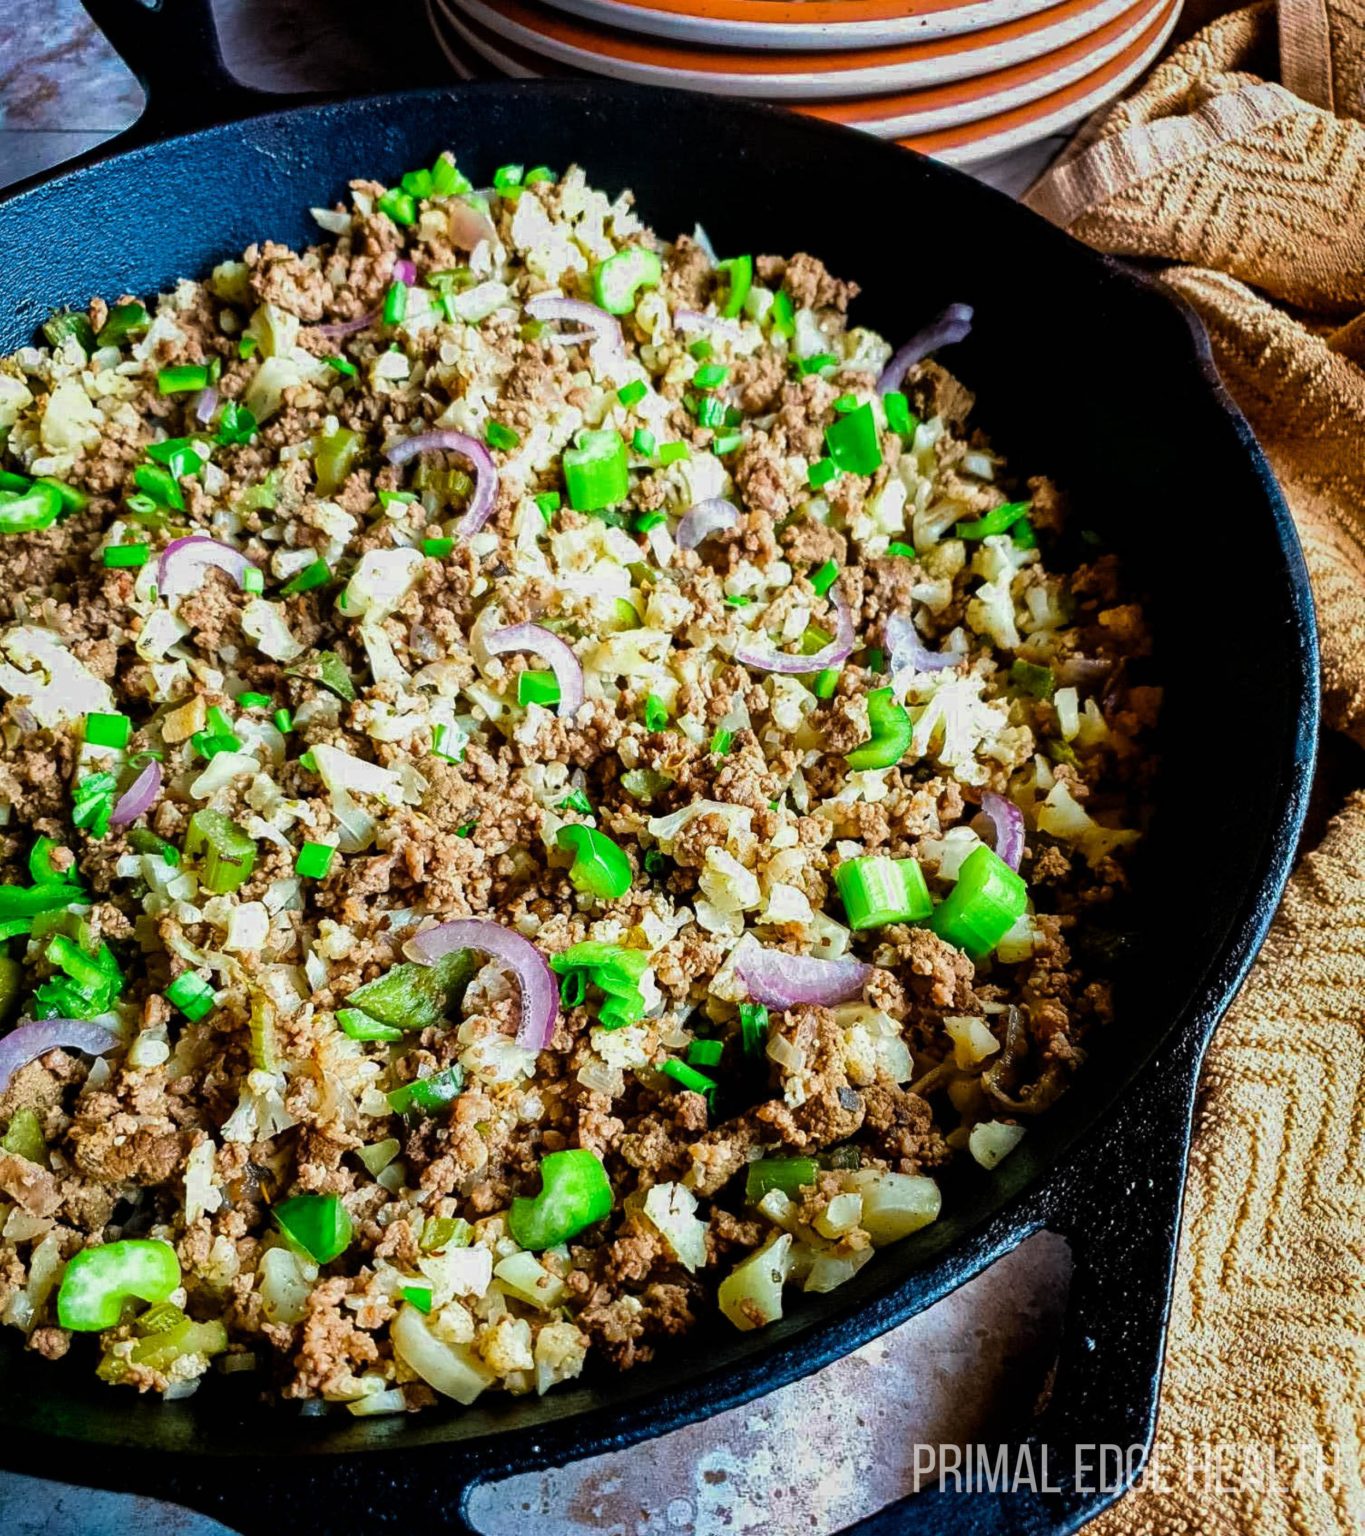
[273,1193,353,1264]
[556,825,633,900]
[387,1064,465,1117]
[0,481,63,535]
[845,687,913,771]
[345,948,476,1032]
[825,402,882,477]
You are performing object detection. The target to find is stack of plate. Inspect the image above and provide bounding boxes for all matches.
[425,0,1180,165]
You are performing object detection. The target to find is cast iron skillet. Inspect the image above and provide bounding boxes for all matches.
[0,3,1317,1532]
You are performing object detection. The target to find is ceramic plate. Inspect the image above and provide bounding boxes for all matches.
[532,0,1086,51]
[911,0,1178,161]
[445,0,1156,98]
[429,0,482,75]
[805,0,1174,136]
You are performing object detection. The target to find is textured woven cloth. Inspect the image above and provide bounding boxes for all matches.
[1026,5,1365,1531]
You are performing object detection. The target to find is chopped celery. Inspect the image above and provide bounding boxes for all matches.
[835,856,932,929]
[97,1317,228,1383]
[930,845,1028,959]
[314,427,362,497]
[57,1239,181,1331]
[508,1149,613,1251]
[183,809,256,894]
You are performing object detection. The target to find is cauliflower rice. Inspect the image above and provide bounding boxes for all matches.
[0,155,1157,1410]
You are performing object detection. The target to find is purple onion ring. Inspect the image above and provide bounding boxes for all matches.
[484,622,584,719]
[449,201,497,252]
[109,758,162,830]
[0,1019,120,1096]
[404,920,558,1051]
[980,791,1025,871]
[884,612,964,675]
[386,430,498,537]
[676,498,740,551]
[525,295,626,373]
[735,590,855,676]
[735,947,871,1011]
[315,258,414,338]
[674,311,742,343]
[876,304,974,396]
[316,310,379,339]
[157,536,259,605]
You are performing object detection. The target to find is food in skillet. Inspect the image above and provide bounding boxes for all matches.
[0,156,1156,1409]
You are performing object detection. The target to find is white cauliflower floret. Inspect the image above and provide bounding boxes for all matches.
[478,1314,535,1374]
[1035,782,1139,867]
[534,1321,589,1395]
[967,574,1021,651]
[342,547,424,623]
[642,1183,708,1273]
[39,377,102,455]
[909,675,1010,786]
[0,373,34,430]
[699,847,762,912]
[0,625,115,728]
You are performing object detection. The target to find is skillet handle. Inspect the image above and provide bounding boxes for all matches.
[835,1027,1203,1536]
[80,0,293,151]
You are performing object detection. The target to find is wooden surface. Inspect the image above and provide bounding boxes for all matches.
[0,4,1073,1532]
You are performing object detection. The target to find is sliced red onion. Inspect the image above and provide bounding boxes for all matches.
[877,303,974,395]
[0,1019,120,1096]
[736,947,871,1011]
[386,431,497,537]
[485,622,583,718]
[194,385,218,426]
[315,264,410,338]
[676,498,739,551]
[157,536,260,604]
[884,612,964,675]
[316,309,379,339]
[110,758,162,829]
[404,920,558,1051]
[980,791,1025,871]
[674,311,742,343]
[735,590,855,675]
[449,200,498,252]
[1055,656,1111,688]
[525,295,626,374]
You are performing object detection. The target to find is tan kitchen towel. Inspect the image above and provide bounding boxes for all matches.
[1025,4,1365,1532]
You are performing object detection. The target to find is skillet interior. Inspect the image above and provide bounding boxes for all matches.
[0,78,1316,1515]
